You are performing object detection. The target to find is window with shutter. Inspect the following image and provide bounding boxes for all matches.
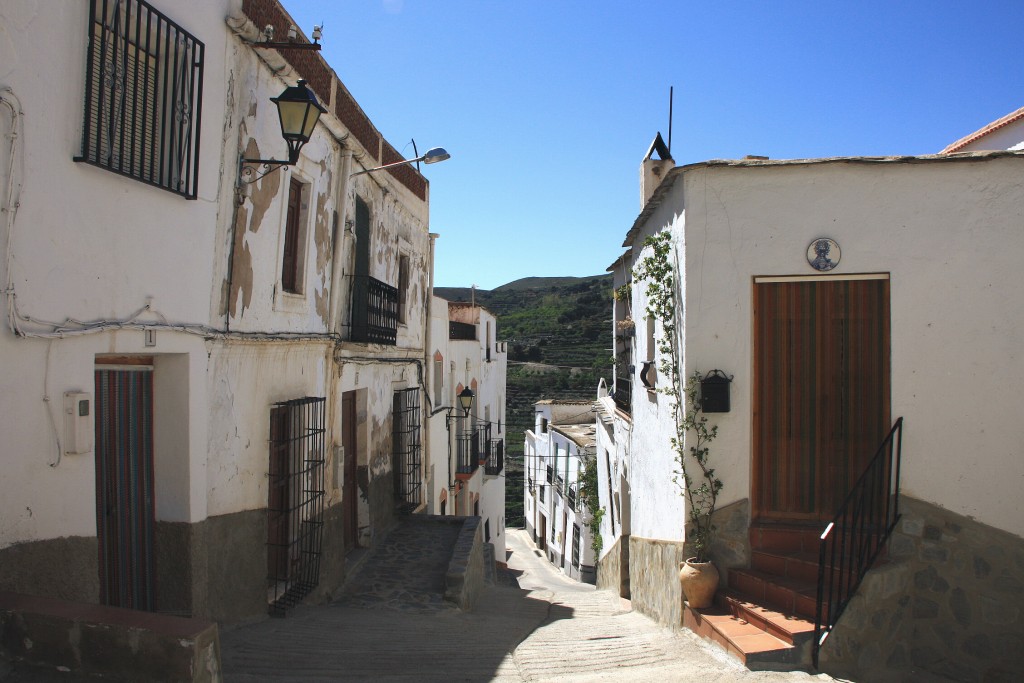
[76,0,204,199]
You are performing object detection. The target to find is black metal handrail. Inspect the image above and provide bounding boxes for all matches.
[351,276,398,345]
[813,417,904,668]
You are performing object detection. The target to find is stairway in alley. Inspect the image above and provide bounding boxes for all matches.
[684,524,820,668]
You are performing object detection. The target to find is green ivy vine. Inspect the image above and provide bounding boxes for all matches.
[632,231,723,563]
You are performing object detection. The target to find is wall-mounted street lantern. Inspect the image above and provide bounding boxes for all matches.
[350,147,451,177]
[239,79,327,184]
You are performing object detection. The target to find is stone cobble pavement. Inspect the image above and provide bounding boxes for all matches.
[218,522,843,682]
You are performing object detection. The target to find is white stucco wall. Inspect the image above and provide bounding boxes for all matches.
[637,153,1024,538]
[951,117,1024,153]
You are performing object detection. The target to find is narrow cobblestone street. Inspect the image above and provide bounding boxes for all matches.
[220,523,838,682]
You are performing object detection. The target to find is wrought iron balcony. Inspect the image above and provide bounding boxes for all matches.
[351,276,398,345]
[567,485,577,512]
[555,475,564,495]
[485,439,504,476]
[613,376,632,414]
[456,425,490,477]
[546,465,554,484]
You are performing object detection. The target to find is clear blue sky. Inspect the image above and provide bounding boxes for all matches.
[284,0,1024,290]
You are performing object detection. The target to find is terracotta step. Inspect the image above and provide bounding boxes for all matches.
[749,523,823,554]
[727,566,820,620]
[683,602,807,668]
[751,548,822,584]
[717,589,816,647]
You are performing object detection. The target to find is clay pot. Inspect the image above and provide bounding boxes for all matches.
[679,558,720,609]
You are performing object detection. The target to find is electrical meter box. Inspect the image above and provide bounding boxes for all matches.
[64,391,93,454]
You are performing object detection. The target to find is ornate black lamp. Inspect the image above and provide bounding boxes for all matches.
[239,79,327,183]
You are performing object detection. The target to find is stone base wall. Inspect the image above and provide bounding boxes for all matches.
[820,496,1024,682]
[597,535,630,598]
[705,498,750,580]
[628,536,688,628]
[0,536,99,604]
[0,502,353,627]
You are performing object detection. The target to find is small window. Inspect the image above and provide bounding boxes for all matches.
[433,353,444,407]
[281,178,307,294]
[540,417,548,434]
[398,254,410,324]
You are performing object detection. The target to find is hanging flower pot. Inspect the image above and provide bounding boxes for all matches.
[679,557,720,609]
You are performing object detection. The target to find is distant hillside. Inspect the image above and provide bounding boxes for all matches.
[436,274,613,527]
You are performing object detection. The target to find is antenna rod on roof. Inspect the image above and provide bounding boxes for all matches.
[668,86,674,155]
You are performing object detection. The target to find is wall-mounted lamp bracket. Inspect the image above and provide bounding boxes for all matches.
[238,157,290,185]
[248,41,321,51]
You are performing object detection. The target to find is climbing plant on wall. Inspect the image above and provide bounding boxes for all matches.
[632,231,723,563]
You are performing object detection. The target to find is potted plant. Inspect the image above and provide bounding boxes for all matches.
[634,232,724,609]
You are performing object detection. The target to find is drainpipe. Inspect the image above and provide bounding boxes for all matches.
[328,148,354,333]
[423,232,440,510]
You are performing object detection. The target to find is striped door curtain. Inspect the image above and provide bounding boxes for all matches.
[94,367,156,611]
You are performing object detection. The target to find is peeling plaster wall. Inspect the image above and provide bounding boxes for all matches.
[205,341,330,517]
[226,58,337,333]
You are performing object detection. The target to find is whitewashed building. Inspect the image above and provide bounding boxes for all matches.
[424,298,508,561]
[940,104,1024,153]
[523,400,597,582]
[0,0,444,623]
[600,128,1024,678]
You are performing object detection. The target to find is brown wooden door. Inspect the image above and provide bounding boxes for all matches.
[267,405,292,579]
[342,392,358,550]
[753,278,890,522]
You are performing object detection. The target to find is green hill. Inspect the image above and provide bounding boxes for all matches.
[436,274,613,527]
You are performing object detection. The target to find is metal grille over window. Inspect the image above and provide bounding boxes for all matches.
[77,0,204,199]
[267,397,325,616]
[392,388,422,510]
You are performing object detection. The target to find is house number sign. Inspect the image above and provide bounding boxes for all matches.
[807,238,841,272]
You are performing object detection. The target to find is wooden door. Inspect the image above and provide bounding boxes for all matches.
[94,363,156,610]
[342,392,358,550]
[753,277,890,522]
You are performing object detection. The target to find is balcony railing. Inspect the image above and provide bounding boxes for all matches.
[613,376,632,414]
[555,475,564,495]
[456,425,489,477]
[351,276,398,345]
[477,424,492,464]
[485,439,504,476]
[567,485,577,512]
[546,465,554,484]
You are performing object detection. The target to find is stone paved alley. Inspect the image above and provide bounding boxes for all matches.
[219,524,838,682]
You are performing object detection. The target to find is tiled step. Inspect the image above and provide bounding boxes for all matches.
[683,602,808,668]
[718,589,816,647]
[727,566,820,620]
[751,548,822,584]
[749,523,823,554]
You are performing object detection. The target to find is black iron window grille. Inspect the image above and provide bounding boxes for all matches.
[540,485,546,504]
[572,524,581,569]
[392,387,423,509]
[267,396,326,616]
[555,474,564,495]
[485,439,504,475]
[351,276,399,345]
[567,484,577,512]
[77,0,204,199]
[546,465,554,484]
